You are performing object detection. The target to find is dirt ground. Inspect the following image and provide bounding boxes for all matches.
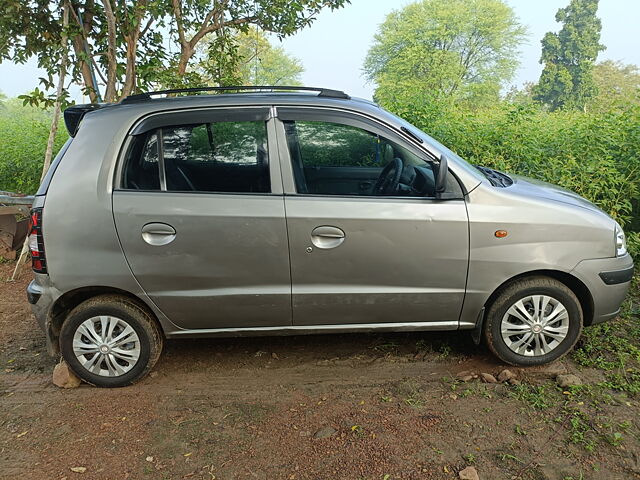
[1,261,639,480]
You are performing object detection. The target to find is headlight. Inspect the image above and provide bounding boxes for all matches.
[615,224,627,257]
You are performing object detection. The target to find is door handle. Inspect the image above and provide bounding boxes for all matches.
[141,223,176,246]
[311,226,345,249]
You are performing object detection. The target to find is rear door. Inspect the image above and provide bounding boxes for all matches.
[275,107,469,327]
[112,107,292,330]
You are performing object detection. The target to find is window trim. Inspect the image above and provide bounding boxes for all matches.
[130,108,270,135]
[274,108,464,200]
[114,106,280,195]
[157,128,167,191]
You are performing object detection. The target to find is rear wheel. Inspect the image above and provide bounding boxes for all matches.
[483,276,583,366]
[60,295,163,387]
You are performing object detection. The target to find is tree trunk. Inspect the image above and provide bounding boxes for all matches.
[121,40,138,98]
[71,36,99,103]
[70,1,100,102]
[101,0,118,102]
[42,1,70,181]
[177,47,194,76]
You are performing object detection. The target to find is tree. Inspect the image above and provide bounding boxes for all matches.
[533,0,605,111]
[0,1,348,104]
[589,60,640,111]
[198,27,304,86]
[0,1,168,103]
[363,0,526,108]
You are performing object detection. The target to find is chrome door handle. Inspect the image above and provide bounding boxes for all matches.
[141,223,176,246]
[311,226,345,249]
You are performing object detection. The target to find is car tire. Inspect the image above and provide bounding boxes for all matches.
[483,276,583,366]
[60,295,163,387]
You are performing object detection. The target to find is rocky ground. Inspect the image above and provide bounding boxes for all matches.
[1,261,639,480]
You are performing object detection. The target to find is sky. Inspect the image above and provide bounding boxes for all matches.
[1,0,639,101]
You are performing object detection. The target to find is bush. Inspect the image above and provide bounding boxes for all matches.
[0,100,68,194]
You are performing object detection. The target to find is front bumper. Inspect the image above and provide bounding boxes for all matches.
[571,254,634,325]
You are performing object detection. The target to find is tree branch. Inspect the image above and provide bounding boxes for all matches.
[100,0,118,101]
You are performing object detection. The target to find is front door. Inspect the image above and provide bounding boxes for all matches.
[276,111,469,326]
[112,108,291,329]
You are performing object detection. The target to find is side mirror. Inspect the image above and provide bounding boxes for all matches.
[435,153,448,196]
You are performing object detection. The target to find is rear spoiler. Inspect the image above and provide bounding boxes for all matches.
[63,104,103,137]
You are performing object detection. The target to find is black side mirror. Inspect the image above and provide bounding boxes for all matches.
[435,153,448,196]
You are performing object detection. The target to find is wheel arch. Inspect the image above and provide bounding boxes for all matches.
[47,286,162,355]
[482,269,595,327]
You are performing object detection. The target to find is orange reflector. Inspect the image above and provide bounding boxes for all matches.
[495,230,508,238]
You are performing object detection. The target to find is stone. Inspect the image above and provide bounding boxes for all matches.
[459,375,474,382]
[52,361,81,389]
[458,466,479,480]
[413,351,427,361]
[480,372,498,384]
[456,370,473,379]
[497,369,516,383]
[556,374,582,388]
[313,426,337,439]
[508,378,521,386]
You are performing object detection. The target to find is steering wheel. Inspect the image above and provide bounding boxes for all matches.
[372,157,403,195]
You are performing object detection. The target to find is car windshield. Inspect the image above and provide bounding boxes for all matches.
[381,108,487,183]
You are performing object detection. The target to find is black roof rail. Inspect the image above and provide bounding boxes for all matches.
[120,85,350,104]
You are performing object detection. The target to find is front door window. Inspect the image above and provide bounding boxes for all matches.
[283,120,441,197]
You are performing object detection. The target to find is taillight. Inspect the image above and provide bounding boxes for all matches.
[29,208,47,274]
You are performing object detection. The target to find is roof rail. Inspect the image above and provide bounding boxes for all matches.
[121,86,350,104]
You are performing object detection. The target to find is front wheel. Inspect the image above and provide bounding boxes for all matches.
[60,295,163,387]
[483,276,583,366]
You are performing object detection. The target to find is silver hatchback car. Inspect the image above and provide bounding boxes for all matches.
[27,86,634,387]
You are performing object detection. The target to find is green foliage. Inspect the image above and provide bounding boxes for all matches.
[533,0,606,111]
[198,27,304,86]
[589,60,640,112]
[0,99,68,194]
[364,0,526,107]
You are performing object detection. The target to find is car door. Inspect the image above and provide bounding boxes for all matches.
[112,107,292,330]
[275,107,469,327]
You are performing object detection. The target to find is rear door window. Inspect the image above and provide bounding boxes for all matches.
[122,119,270,194]
[163,121,269,193]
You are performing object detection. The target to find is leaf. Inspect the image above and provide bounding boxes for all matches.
[70,466,87,473]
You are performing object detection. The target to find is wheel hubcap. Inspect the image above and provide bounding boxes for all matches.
[501,295,569,357]
[72,316,141,377]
